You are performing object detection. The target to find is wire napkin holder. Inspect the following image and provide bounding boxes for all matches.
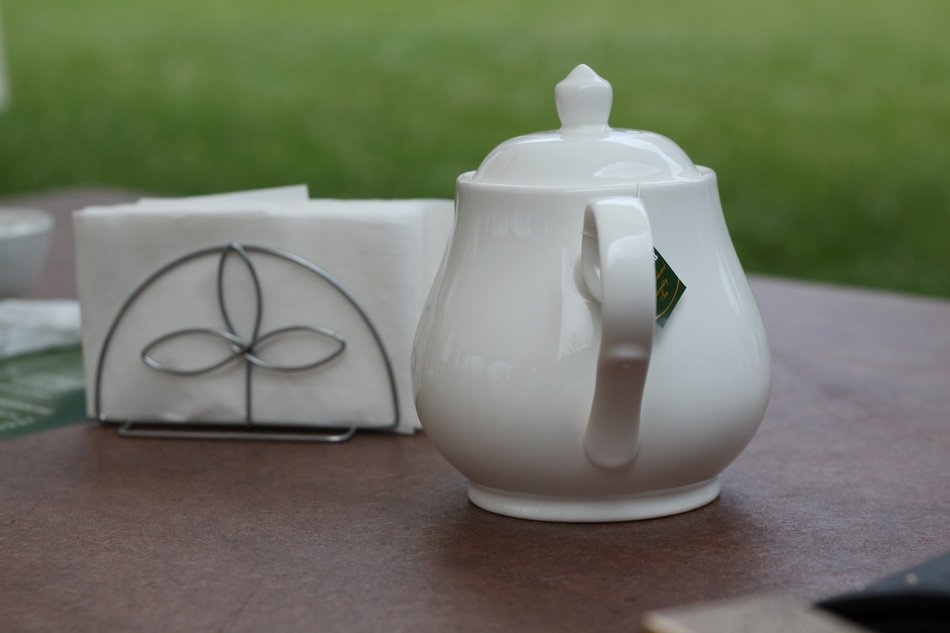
[92,242,400,442]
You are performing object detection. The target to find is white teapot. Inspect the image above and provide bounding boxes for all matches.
[412,65,770,522]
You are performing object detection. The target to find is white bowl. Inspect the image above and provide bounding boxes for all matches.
[0,208,54,297]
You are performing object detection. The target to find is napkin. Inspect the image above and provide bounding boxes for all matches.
[74,187,454,434]
[0,299,81,360]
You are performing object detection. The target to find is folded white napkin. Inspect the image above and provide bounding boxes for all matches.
[74,187,454,434]
[0,299,81,360]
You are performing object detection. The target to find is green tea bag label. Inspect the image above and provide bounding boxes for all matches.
[0,347,88,441]
[654,248,685,327]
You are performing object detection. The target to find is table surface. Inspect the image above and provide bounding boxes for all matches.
[2,189,949,633]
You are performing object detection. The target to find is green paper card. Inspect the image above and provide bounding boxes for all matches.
[0,347,89,441]
[654,249,686,327]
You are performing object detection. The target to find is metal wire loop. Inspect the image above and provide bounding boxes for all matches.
[94,242,400,442]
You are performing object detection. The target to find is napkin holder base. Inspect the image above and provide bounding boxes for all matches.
[111,420,358,443]
[91,242,400,442]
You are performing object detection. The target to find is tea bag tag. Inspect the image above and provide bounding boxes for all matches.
[654,249,686,327]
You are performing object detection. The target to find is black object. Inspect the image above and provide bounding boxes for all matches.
[818,552,950,633]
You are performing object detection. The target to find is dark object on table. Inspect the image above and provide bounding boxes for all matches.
[819,552,950,633]
[642,553,950,633]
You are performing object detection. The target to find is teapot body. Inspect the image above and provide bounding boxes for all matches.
[412,168,770,522]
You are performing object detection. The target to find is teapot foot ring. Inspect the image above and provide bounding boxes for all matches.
[467,479,720,523]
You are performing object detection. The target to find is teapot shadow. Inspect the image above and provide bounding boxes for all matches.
[426,494,784,630]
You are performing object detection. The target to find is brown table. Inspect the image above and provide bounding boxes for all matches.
[2,190,949,632]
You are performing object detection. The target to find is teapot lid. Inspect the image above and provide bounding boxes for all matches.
[471,65,701,187]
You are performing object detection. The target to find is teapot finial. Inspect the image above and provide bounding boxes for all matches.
[555,64,612,131]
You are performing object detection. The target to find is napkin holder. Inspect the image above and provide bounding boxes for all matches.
[75,192,454,441]
[92,242,398,442]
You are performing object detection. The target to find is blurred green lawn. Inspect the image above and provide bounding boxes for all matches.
[1,0,948,296]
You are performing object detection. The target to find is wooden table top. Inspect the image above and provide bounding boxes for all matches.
[2,189,948,632]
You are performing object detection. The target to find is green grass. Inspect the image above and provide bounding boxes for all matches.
[1,0,948,296]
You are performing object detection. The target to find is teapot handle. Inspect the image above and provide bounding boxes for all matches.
[580,197,655,469]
